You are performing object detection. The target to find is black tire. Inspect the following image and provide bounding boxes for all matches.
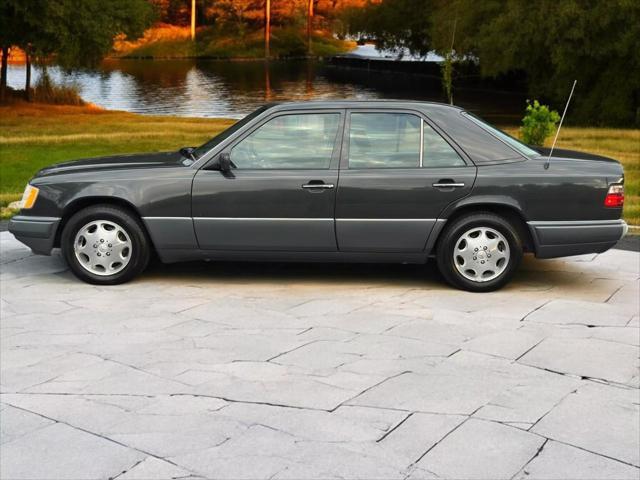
[436,212,523,292]
[61,204,151,285]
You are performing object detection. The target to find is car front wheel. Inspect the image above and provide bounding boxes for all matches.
[61,205,151,285]
[436,212,523,292]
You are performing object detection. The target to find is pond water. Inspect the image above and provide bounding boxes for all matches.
[6,58,524,122]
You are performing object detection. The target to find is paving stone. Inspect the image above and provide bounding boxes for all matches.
[348,351,530,415]
[519,337,638,385]
[0,404,54,445]
[472,368,582,425]
[514,440,640,479]
[118,457,196,480]
[377,412,466,463]
[1,231,638,479]
[525,299,632,326]
[532,383,640,467]
[416,419,545,479]
[0,422,143,480]
[462,329,546,359]
[1,393,149,434]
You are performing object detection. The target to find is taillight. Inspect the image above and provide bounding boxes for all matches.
[604,184,624,208]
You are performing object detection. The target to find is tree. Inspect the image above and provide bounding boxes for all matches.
[344,0,640,125]
[342,0,433,58]
[265,0,271,58]
[0,1,22,101]
[0,0,154,102]
[307,0,314,54]
[191,0,196,40]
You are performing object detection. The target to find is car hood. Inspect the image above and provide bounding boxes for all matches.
[35,151,190,177]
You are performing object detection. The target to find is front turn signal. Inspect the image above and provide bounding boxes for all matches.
[20,184,39,209]
[604,184,624,208]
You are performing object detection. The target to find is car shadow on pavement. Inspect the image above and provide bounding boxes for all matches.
[137,255,585,291]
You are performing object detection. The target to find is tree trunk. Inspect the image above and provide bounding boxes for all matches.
[0,45,8,103]
[264,0,270,59]
[190,0,196,41]
[24,49,31,101]
[307,0,314,55]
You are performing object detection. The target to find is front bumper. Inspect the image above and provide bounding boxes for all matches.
[8,215,61,255]
[528,219,627,259]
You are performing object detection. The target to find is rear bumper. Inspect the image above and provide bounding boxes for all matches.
[8,215,60,255]
[528,219,627,259]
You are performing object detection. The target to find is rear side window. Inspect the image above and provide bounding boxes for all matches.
[348,112,466,169]
[348,113,421,168]
[230,113,340,169]
[423,123,465,167]
[423,105,524,164]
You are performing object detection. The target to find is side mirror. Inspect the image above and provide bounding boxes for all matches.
[215,152,235,178]
[218,152,232,173]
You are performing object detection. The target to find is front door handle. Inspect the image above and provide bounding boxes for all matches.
[432,181,465,188]
[302,183,335,190]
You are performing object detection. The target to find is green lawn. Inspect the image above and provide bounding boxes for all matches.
[1,103,638,225]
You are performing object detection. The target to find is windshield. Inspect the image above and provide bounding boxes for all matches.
[463,112,541,158]
[191,105,271,160]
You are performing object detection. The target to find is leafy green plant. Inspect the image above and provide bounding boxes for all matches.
[520,100,560,146]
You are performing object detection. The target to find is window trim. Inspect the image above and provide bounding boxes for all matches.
[223,109,345,171]
[342,109,469,170]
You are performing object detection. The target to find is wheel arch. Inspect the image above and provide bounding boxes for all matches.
[54,196,154,250]
[432,201,535,254]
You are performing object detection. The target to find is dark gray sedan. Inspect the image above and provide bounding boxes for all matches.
[9,101,627,291]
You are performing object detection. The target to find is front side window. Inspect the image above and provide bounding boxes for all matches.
[348,113,421,168]
[230,113,340,169]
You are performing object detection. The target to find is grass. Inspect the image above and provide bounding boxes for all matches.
[0,103,637,225]
[0,102,233,216]
[112,24,354,59]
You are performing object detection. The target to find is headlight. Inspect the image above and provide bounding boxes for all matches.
[20,184,39,209]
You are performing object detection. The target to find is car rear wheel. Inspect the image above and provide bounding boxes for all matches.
[436,212,523,292]
[61,205,150,285]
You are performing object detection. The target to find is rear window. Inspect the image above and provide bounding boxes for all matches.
[463,113,540,158]
[422,105,529,164]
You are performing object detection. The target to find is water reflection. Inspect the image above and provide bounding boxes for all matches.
[6,59,524,121]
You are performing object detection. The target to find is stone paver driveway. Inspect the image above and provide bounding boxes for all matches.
[1,231,638,480]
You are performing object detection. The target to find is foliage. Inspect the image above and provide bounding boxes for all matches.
[0,0,155,68]
[345,0,640,126]
[115,25,352,59]
[520,100,560,146]
[342,0,433,58]
[30,72,84,105]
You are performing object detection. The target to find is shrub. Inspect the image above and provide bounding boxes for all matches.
[520,100,560,146]
[32,72,85,106]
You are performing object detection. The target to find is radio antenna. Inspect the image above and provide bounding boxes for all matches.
[545,79,577,170]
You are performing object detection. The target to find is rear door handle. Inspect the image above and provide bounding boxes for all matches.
[432,181,465,188]
[302,183,335,190]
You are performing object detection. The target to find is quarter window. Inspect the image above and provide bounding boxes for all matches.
[423,122,465,167]
[348,113,421,168]
[230,113,340,169]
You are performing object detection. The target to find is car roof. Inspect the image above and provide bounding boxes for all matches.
[265,99,466,113]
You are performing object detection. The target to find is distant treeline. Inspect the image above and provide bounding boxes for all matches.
[149,0,366,34]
